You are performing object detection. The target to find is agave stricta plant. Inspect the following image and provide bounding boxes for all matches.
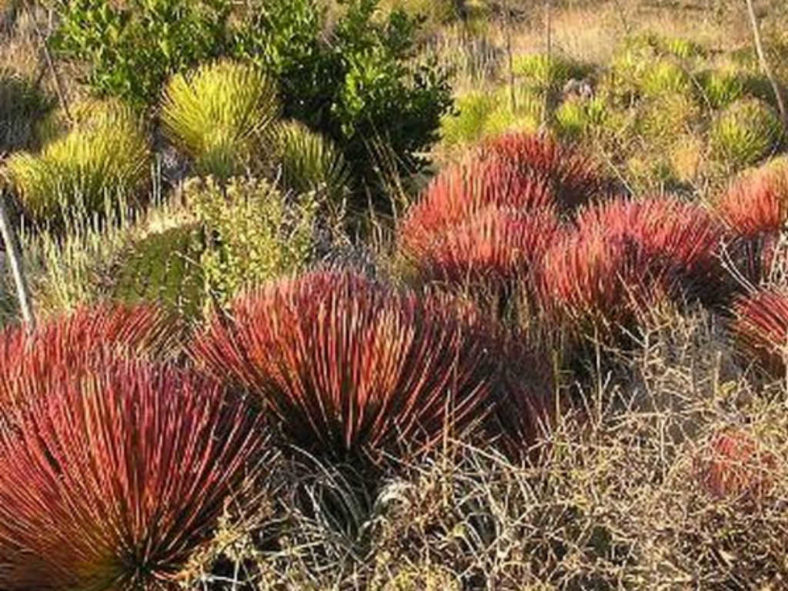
[191,271,548,462]
[404,205,565,307]
[574,196,727,304]
[731,288,788,374]
[0,303,179,411]
[0,361,263,590]
[161,60,279,180]
[476,132,607,211]
[716,164,788,282]
[697,428,776,502]
[541,196,725,333]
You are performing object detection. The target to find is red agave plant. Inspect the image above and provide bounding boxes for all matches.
[731,287,788,374]
[0,360,263,590]
[191,270,552,462]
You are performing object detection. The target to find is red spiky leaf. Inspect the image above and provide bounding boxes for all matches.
[0,360,263,589]
[191,270,547,461]
[0,303,179,412]
[697,428,776,502]
[717,166,788,282]
[477,132,606,211]
[540,196,725,331]
[731,288,788,374]
[405,205,565,292]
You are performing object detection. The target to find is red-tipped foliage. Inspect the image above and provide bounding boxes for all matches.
[731,288,788,374]
[717,166,788,281]
[540,196,726,331]
[407,205,565,293]
[697,428,776,502]
[191,271,550,461]
[477,132,606,211]
[0,303,179,411]
[0,360,262,590]
[399,134,604,260]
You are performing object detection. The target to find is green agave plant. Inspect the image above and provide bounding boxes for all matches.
[5,100,149,225]
[275,120,350,209]
[710,98,783,171]
[161,60,279,180]
[639,59,692,98]
[554,96,607,139]
[700,68,744,110]
[512,53,585,93]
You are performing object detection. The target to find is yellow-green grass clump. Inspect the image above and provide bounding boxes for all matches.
[554,96,606,140]
[637,92,700,143]
[710,98,782,170]
[275,120,350,210]
[162,60,279,180]
[639,59,693,98]
[189,176,317,303]
[5,100,149,225]
[700,68,745,109]
[512,53,587,93]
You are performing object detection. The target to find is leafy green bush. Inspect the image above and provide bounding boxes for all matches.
[275,120,350,211]
[710,98,782,170]
[0,70,54,152]
[234,0,452,204]
[5,101,150,225]
[161,60,279,180]
[52,0,231,106]
[189,177,317,303]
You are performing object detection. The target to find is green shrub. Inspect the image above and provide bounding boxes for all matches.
[275,120,350,211]
[440,91,497,146]
[0,70,54,152]
[161,60,279,180]
[710,98,783,170]
[234,0,452,205]
[52,0,231,106]
[700,69,745,109]
[5,101,150,225]
[189,177,317,303]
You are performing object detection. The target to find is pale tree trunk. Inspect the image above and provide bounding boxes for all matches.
[745,0,787,130]
[0,190,36,332]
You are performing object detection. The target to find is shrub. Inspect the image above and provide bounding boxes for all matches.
[710,98,782,170]
[639,59,692,98]
[235,0,452,205]
[51,0,232,105]
[0,303,179,412]
[0,69,54,151]
[5,101,150,225]
[404,205,564,295]
[189,177,316,304]
[731,288,788,374]
[274,120,350,209]
[161,60,279,180]
[554,96,606,140]
[191,270,545,462]
[637,93,699,142]
[0,359,263,589]
[716,164,788,281]
[700,68,745,109]
[398,157,555,258]
[511,54,585,93]
[541,196,726,331]
[476,132,607,211]
[697,428,776,502]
